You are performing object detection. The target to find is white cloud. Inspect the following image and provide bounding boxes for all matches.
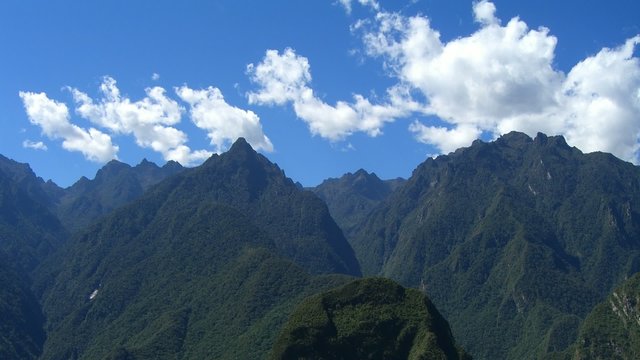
[356,2,640,162]
[247,49,311,106]
[71,76,210,165]
[18,91,118,162]
[151,73,160,81]
[473,0,499,26]
[558,37,640,161]
[247,48,423,141]
[338,0,380,15]
[176,85,273,153]
[409,122,482,154]
[22,140,48,151]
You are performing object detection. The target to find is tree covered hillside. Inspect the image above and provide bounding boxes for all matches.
[271,277,470,360]
[38,138,360,359]
[351,132,640,359]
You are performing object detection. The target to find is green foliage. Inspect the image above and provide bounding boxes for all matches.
[56,159,184,232]
[0,155,65,359]
[0,252,45,360]
[571,273,640,359]
[312,169,403,242]
[270,277,470,360]
[37,138,360,359]
[350,132,640,359]
[0,157,67,272]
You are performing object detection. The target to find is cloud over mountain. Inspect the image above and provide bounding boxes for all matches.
[247,48,423,141]
[71,77,211,165]
[177,86,273,153]
[18,91,118,162]
[20,77,272,165]
[354,0,640,161]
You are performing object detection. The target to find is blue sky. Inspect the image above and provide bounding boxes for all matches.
[1,0,639,187]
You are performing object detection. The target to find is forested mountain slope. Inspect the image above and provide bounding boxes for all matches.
[313,169,403,242]
[38,138,360,359]
[0,156,68,359]
[351,132,640,359]
[572,273,640,359]
[55,159,184,232]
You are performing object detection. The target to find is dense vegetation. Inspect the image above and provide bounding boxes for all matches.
[571,273,640,359]
[271,277,470,360]
[37,138,360,359]
[55,158,184,232]
[350,132,640,359]
[312,169,403,242]
[0,253,45,359]
[0,155,66,272]
[2,132,640,359]
[0,156,67,359]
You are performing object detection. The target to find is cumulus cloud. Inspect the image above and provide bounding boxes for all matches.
[151,73,160,81]
[247,48,423,141]
[409,122,481,154]
[18,91,118,162]
[338,0,380,14]
[176,85,273,153]
[473,0,499,26]
[356,1,640,162]
[22,140,48,151]
[20,77,273,165]
[71,76,211,165]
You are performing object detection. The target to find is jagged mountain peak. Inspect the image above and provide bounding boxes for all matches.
[223,137,262,164]
[353,168,373,177]
[532,131,572,149]
[312,168,403,244]
[94,160,131,180]
[162,159,184,171]
[135,158,159,170]
[350,168,382,184]
[315,169,389,202]
[198,138,258,169]
[148,141,361,277]
[455,131,573,154]
[0,154,39,183]
[229,136,251,150]
[195,137,289,199]
[57,156,185,232]
[495,130,534,146]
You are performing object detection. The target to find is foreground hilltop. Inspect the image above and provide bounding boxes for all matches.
[271,277,471,360]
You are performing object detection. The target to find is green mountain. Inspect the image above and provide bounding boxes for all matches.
[56,158,184,232]
[0,155,69,359]
[312,169,404,241]
[572,273,640,359]
[38,138,360,359]
[0,155,67,272]
[351,132,640,359]
[0,252,45,360]
[270,277,470,360]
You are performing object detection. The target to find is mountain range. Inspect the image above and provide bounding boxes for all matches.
[346,132,640,359]
[1,132,639,359]
[312,169,404,243]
